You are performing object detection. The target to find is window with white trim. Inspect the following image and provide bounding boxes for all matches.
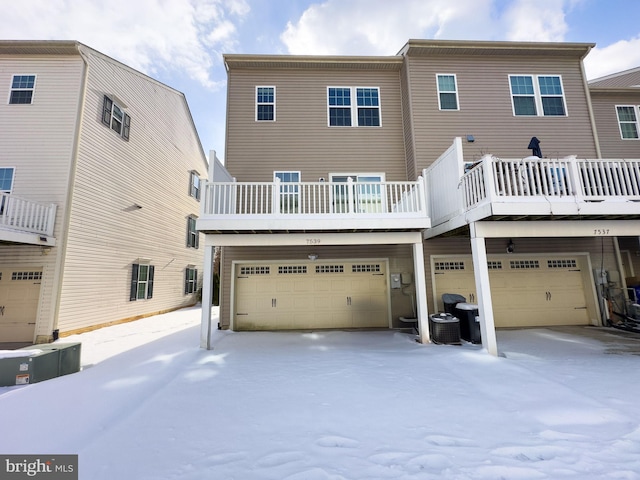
[437,74,459,110]
[274,171,300,213]
[509,75,566,116]
[9,75,36,104]
[0,167,15,214]
[256,86,275,121]
[102,95,131,140]
[189,170,201,200]
[0,168,15,194]
[330,173,384,213]
[187,215,199,248]
[616,105,640,139]
[328,87,380,126]
[185,266,198,294]
[130,263,154,301]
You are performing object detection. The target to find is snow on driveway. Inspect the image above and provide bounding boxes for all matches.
[1,306,640,479]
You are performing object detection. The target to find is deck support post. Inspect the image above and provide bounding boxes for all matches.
[200,244,215,349]
[413,240,430,344]
[469,224,499,356]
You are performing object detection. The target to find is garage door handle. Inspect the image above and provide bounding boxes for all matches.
[272,298,276,308]
[347,296,352,306]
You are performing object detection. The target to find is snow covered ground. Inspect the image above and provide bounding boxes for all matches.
[2,306,640,479]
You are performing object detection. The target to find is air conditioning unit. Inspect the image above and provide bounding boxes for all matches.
[0,343,81,386]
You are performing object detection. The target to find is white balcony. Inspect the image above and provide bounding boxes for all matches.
[0,193,57,245]
[425,138,640,237]
[197,177,430,233]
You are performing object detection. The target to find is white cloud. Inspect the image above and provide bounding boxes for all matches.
[0,0,249,89]
[280,0,495,56]
[583,37,640,80]
[279,0,595,56]
[501,0,571,42]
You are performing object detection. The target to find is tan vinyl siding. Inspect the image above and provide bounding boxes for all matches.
[225,67,407,182]
[405,54,598,168]
[0,55,85,340]
[220,244,413,329]
[56,48,208,333]
[590,92,640,158]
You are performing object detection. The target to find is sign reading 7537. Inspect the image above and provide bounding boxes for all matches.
[593,229,610,235]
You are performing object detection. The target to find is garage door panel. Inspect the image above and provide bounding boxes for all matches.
[434,255,593,328]
[234,261,389,330]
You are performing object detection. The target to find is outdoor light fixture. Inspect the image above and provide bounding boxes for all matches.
[308,254,318,261]
[466,134,475,143]
[506,239,515,254]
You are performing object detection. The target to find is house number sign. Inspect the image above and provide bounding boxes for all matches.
[306,238,321,245]
[593,229,610,235]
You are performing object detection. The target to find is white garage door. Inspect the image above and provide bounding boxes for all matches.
[433,255,594,327]
[233,260,390,330]
[0,268,42,342]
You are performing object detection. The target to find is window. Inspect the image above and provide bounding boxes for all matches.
[616,106,640,139]
[0,167,15,214]
[187,215,199,248]
[0,168,15,194]
[509,75,566,116]
[328,87,380,127]
[437,74,459,110]
[274,171,300,213]
[102,95,131,140]
[9,75,36,104]
[330,173,384,213]
[185,267,198,294]
[130,263,154,301]
[256,86,275,121]
[189,171,201,200]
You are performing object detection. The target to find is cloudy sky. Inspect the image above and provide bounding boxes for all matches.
[2,0,640,161]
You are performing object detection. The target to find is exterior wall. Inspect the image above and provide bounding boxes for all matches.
[404,53,598,169]
[591,92,640,158]
[225,66,407,182]
[0,54,85,341]
[55,47,208,334]
[219,244,414,329]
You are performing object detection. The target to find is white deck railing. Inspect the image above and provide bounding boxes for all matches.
[460,156,640,210]
[202,177,427,217]
[0,193,57,236]
[424,137,640,227]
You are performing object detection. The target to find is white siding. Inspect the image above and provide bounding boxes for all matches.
[0,54,85,340]
[55,48,209,333]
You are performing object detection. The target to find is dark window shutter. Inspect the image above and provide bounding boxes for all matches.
[102,96,113,127]
[147,265,155,299]
[186,218,192,247]
[123,113,131,140]
[195,269,198,292]
[184,269,189,294]
[130,264,139,301]
[195,230,199,249]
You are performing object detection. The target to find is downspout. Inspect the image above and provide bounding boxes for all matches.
[579,57,602,159]
[48,44,90,339]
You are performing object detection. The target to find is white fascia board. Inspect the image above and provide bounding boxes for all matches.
[204,231,422,247]
[471,220,640,238]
